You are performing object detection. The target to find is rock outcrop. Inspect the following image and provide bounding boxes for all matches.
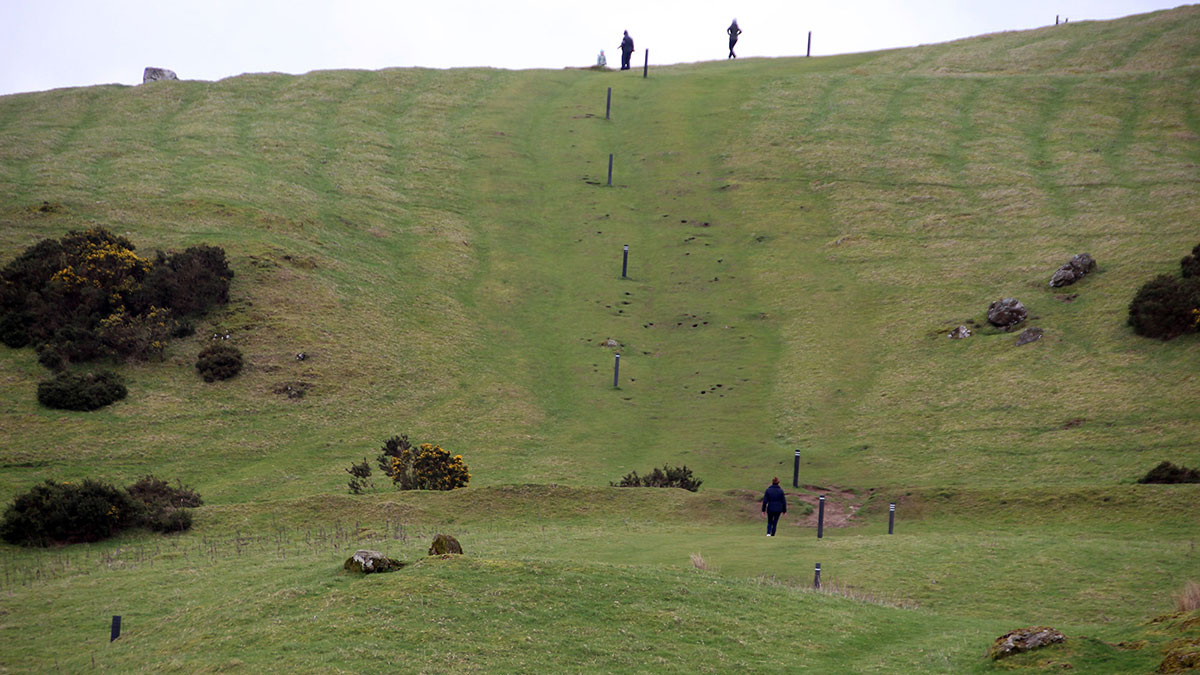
[987,298,1027,329]
[948,325,971,339]
[343,549,404,574]
[428,534,463,556]
[988,626,1066,660]
[1016,327,1044,346]
[1049,253,1096,287]
[142,67,178,83]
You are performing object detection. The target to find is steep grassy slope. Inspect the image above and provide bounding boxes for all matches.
[0,6,1198,672]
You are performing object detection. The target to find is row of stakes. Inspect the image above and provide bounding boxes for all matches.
[602,85,896,591]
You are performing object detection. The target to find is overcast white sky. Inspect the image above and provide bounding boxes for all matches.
[0,1,1190,96]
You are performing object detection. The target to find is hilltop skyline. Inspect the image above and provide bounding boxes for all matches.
[0,0,1189,96]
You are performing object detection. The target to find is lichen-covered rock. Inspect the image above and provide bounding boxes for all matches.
[1159,636,1200,672]
[1049,253,1096,287]
[987,298,1028,329]
[142,67,178,83]
[948,325,971,339]
[428,534,463,556]
[1016,327,1044,346]
[343,549,404,574]
[988,626,1066,660]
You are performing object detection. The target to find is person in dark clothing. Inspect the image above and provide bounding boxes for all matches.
[727,19,742,59]
[761,477,787,536]
[619,31,635,70]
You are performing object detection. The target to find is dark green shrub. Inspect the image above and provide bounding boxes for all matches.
[98,306,176,360]
[196,342,243,382]
[1138,461,1200,484]
[133,246,233,317]
[36,370,127,411]
[1127,275,1200,340]
[611,465,703,492]
[0,311,31,348]
[1182,243,1200,278]
[0,479,139,546]
[346,458,373,494]
[126,474,203,508]
[376,434,412,477]
[126,475,201,533]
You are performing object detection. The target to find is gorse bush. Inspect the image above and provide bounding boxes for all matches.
[1127,275,1200,339]
[1181,242,1200,278]
[0,479,138,546]
[611,465,703,491]
[125,475,202,532]
[1128,240,1200,340]
[0,476,202,546]
[0,227,232,366]
[196,342,244,382]
[36,369,127,411]
[373,435,470,491]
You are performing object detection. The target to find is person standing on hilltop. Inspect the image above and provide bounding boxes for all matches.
[761,477,787,536]
[619,30,635,70]
[727,19,742,59]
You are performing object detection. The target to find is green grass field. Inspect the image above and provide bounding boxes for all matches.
[1,6,1198,672]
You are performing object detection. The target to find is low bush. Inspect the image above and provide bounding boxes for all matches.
[0,476,202,546]
[0,479,139,546]
[36,370,127,411]
[385,440,470,491]
[196,342,243,382]
[99,306,176,360]
[1181,243,1200,278]
[1138,461,1200,484]
[611,465,703,491]
[132,245,233,317]
[346,458,373,494]
[1127,275,1200,340]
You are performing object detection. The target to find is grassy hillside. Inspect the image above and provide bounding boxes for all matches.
[1,6,1198,672]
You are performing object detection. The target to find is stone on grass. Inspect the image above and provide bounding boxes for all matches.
[988,626,1066,660]
[1049,253,1096,287]
[948,325,971,339]
[1016,327,1044,346]
[343,549,404,574]
[987,298,1027,329]
[143,67,178,83]
[428,534,463,556]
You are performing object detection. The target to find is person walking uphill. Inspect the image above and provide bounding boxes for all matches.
[761,477,787,536]
[619,30,635,70]
[727,19,742,59]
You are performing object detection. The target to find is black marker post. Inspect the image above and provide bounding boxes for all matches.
[110,615,121,642]
[643,49,649,78]
[813,563,821,589]
[606,87,612,119]
[888,502,896,534]
[817,495,825,539]
[792,449,800,488]
[622,244,629,278]
[607,153,613,187]
[613,354,620,388]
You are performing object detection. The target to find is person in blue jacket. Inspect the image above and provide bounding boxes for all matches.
[618,31,635,70]
[761,477,787,536]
